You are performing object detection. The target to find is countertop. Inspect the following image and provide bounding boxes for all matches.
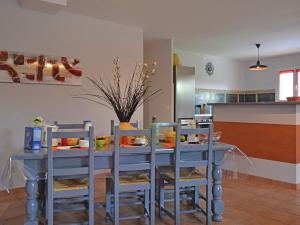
[209,101,300,105]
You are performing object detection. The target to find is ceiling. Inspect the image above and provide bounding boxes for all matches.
[64,0,300,59]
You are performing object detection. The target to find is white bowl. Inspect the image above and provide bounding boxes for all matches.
[188,136,199,143]
[79,140,89,148]
[134,138,147,145]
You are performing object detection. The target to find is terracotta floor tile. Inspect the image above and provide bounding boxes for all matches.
[289,217,300,225]
[246,216,286,225]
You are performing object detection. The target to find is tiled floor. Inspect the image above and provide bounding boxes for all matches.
[1,174,300,225]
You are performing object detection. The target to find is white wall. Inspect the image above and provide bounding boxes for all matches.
[244,53,300,99]
[175,49,300,94]
[175,49,246,90]
[143,46,247,125]
[0,0,143,189]
[143,38,173,126]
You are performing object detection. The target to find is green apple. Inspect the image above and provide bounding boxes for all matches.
[180,135,186,142]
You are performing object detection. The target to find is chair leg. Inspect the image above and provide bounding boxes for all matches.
[155,168,162,202]
[174,184,180,225]
[158,179,165,218]
[206,184,212,225]
[150,188,155,225]
[47,195,53,225]
[105,177,111,221]
[89,190,94,224]
[114,185,120,225]
[89,202,94,225]
[47,208,53,225]
[45,198,48,221]
[194,185,200,209]
[144,189,150,216]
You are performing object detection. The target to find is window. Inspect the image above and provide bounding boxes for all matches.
[279,70,294,101]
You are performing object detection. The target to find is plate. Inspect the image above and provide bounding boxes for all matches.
[130,143,146,146]
[55,146,71,150]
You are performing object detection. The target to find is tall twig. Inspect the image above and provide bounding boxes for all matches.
[74,58,161,122]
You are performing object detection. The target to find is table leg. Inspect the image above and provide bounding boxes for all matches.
[212,162,224,222]
[25,179,39,225]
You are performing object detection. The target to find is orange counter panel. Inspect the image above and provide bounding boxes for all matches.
[215,122,299,163]
[296,126,300,163]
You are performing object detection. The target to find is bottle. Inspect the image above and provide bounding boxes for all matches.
[84,120,92,131]
[151,116,159,145]
[187,119,197,143]
[83,120,92,141]
[200,104,206,114]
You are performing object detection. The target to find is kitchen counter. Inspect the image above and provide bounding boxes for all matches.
[211,103,300,188]
[210,101,300,105]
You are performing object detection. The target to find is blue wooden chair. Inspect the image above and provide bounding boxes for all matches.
[46,126,94,225]
[158,123,214,225]
[105,126,156,225]
[151,122,177,211]
[110,120,140,135]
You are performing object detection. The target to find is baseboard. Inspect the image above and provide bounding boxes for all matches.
[0,186,25,197]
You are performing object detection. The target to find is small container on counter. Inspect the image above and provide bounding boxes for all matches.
[151,116,160,145]
[24,127,42,151]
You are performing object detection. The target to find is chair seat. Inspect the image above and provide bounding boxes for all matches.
[54,179,88,192]
[163,168,205,181]
[109,173,150,185]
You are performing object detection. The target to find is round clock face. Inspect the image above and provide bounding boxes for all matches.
[205,62,214,76]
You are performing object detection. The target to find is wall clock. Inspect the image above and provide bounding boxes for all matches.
[205,62,214,76]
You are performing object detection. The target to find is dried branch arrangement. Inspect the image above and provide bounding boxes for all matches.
[74,57,161,122]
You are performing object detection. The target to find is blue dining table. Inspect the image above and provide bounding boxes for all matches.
[12,142,234,225]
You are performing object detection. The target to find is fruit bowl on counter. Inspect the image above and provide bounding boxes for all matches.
[287,96,300,102]
[61,138,79,146]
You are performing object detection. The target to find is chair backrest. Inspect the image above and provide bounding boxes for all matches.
[47,126,94,195]
[54,121,86,130]
[110,120,140,135]
[113,126,156,186]
[175,123,214,179]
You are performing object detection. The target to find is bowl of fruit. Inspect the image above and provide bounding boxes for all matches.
[198,132,222,142]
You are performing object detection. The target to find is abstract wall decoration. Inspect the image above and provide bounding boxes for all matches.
[0,51,82,85]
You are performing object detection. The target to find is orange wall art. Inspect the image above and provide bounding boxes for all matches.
[0,50,82,85]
